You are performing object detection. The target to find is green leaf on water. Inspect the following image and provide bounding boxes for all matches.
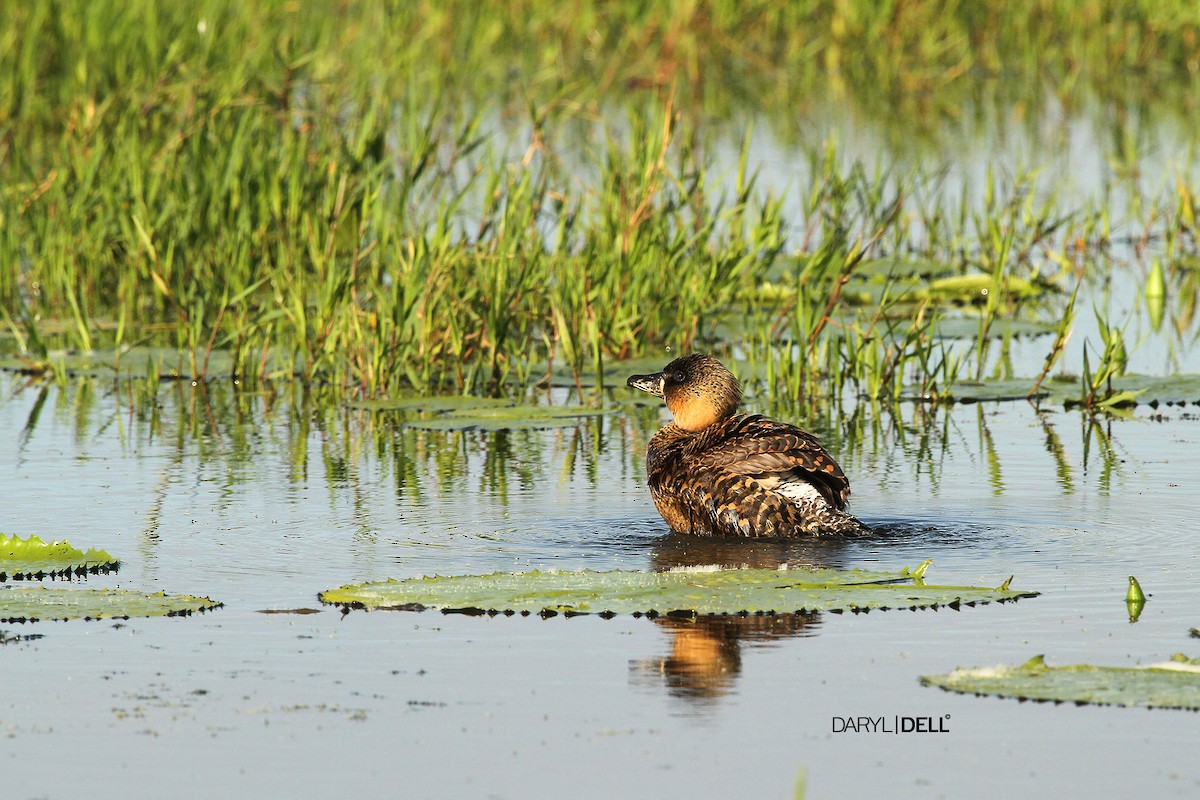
[0,534,119,580]
[932,318,1057,340]
[921,653,1200,710]
[1126,575,1146,604]
[318,562,1035,616]
[1085,374,1200,404]
[904,374,1200,406]
[903,378,1046,403]
[1092,389,1144,409]
[0,588,222,623]
[917,274,1045,302]
[1127,579,1146,623]
[535,357,670,388]
[853,258,954,281]
[345,395,514,412]
[346,393,615,430]
[0,347,292,380]
[402,404,613,431]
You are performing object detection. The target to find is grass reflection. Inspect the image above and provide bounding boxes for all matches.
[0,372,1160,528]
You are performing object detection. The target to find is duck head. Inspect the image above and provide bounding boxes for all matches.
[627,353,742,431]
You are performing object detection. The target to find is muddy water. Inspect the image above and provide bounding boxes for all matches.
[1,376,1197,798]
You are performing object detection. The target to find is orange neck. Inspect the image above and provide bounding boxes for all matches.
[669,396,722,431]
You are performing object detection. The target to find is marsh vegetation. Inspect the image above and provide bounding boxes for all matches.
[5,5,1200,796]
[4,1,1200,405]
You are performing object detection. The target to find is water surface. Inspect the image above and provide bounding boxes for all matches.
[2,376,1198,798]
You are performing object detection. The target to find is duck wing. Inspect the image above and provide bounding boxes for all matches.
[695,415,852,509]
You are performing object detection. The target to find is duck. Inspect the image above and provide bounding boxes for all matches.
[626,353,871,537]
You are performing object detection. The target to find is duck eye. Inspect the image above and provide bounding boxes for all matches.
[672,371,686,383]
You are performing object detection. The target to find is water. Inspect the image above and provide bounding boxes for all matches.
[2,376,1198,798]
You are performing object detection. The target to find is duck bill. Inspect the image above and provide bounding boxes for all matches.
[626,371,665,397]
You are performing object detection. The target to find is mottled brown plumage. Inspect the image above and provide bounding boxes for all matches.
[627,353,871,537]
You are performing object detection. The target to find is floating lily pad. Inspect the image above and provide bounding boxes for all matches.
[349,389,615,430]
[1039,374,1200,408]
[748,258,960,306]
[1095,374,1200,405]
[917,274,1046,302]
[0,534,119,580]
[852,258,957,281]
[318,561,1036,616]
[921,654,1200,710]
[932,318,1057,339]
[0,588,222,622]
[0,347,293,380]
[534,357,673,388]
[402,404,612,431]
[345,395,514,412]
[901,379,1045,403]
[840,262,1053,307]
[256,607,323,615]
[901,374,1200,406]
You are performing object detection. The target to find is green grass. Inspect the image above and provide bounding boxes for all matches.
[3,0,1200,401]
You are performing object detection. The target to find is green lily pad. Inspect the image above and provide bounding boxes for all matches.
[0,588,223,623]
[345,395,514,412]
[853,258,957,281]
[318,561,1036,616]
[902,379,1045,403]
[921,654,1200,710]
[832,262,1053,308]
[918,274,1046,302]
[932,318,1057,339]
[1036,374,1200,408]
[1093,374,1200,405]
[534,357,673,388]
[402,404,612,431]
[753,258,960,306]
[901,374,1200,406]
[0,534,119,580]
[0,347,292,379]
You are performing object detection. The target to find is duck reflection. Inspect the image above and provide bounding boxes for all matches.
[630,609,821,701]
[630,535,850,702]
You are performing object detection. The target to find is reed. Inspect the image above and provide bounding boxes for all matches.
[3,0,1199,402]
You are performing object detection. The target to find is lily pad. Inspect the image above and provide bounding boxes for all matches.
[318,562,1036,616]
[0,534,119,580]
[0,347,292,380]
[345,395,513,412]
[1094,374,1200,405]
[853,258,957,282]
[834,262,1053,308]
[0,588,222,622]
[932,318,1057,339]
[749,258,961,306]
[534,357,673,388]
[921,654,1200,710]
[402,404,612,431]
[901,374,1200,406]
[1037,374,1200,408]
[901,379,1045,403]
[917,274,1046,302]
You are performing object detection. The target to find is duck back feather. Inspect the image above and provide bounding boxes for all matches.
[645,413,870,537]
